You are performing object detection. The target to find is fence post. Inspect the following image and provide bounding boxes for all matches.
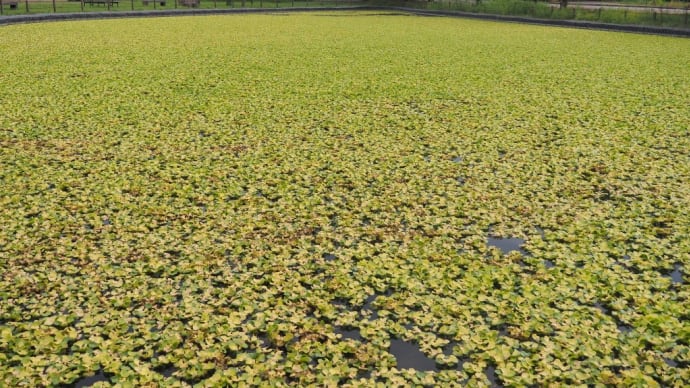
[52,0,55,12]
[130,0,133,10]
[24,0,28,12]
[0,0,3,15]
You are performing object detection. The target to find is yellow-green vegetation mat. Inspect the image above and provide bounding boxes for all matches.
[1,11,689,387]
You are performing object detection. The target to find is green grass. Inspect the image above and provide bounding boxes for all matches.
[1,12,689,387]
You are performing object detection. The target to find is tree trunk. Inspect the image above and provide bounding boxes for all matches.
[560,0,567,8]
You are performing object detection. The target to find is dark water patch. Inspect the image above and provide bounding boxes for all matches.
[492,279,502,290]
[485,364,501,387]
[73,369,110,387]
[666,264,683,284]
[664,358,678,367]
[389,339,437,372]
[457,356,470,371]
[159,365,178,378]
[355,369,373,380]
[331,298,349,310]
[618,324,633,334]
[442,341,457,356]
[362,294,379,321]
[211,278,231,288]
[322,253,337,262]
[257,335,272,349]
[335,326,362,341]
[492,324,508,337]
[457,176,465,185]
[452,156,463,163]
[487,236,526,255]
[165,249,181,258]
[544,259,555,268]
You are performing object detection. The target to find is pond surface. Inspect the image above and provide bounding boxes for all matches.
[322,253,337,261]
[668,264,683,284]
[487,236,526,255]
[485,364,500,387]
[389,339,437,371]
[74,370,109,387]
[159,365,177,378]
[335,326,362,341]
